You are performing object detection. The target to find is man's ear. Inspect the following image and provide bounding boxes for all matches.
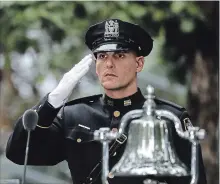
[136,56,144,72]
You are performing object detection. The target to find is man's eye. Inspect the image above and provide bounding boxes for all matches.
[97,53,106,59]
[117,53,125,58]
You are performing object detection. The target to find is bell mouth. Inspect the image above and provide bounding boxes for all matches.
[111,162,189,177]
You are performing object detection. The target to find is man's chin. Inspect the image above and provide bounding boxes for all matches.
[101,82,120,90]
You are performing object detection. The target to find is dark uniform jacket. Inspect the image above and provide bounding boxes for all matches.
[6,89,207,184]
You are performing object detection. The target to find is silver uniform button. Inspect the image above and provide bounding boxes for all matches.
[77,138,82,143]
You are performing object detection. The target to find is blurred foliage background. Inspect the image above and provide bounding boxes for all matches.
[0,1,218,184]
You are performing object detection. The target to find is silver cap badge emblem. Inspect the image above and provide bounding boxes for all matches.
[104,20,119,39]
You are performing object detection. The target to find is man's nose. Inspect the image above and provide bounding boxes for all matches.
[106,56,114,68]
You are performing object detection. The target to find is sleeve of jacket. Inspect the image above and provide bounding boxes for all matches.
[172,110,207,184]
[6,94,66,166]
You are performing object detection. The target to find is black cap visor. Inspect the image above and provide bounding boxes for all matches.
[93,43,139,54]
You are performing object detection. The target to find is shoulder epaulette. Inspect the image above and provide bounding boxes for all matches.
[154,97,185,111]
[65,94,103,107]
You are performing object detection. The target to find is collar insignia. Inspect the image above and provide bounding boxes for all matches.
[124,99,132,106]
[107,100,114,106]
[104,20,119,39]
[183,117,193,131]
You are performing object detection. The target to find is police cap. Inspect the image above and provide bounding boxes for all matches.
[85,19,153,57]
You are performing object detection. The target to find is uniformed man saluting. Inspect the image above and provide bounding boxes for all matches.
[6,19,207,184]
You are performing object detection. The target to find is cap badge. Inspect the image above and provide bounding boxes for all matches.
[104,20,119,39]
